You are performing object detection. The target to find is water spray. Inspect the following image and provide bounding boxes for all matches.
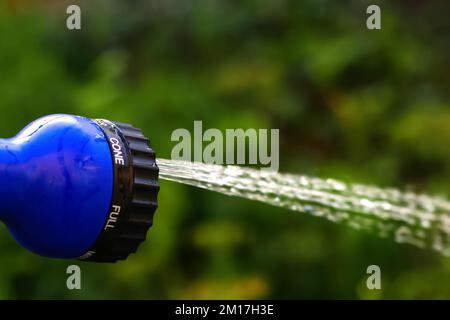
[157,160,450,257]
[0,115,159,262]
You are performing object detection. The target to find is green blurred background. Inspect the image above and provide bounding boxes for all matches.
[0,0,449,299]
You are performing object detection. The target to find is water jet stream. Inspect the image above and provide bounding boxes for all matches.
[157,158,450,256]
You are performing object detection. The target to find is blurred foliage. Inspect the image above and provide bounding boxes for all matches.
[0,0,449,299]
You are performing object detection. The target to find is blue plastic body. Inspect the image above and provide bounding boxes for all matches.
[0,115,113,258]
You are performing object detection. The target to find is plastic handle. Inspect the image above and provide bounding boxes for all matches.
[0,115,114,258]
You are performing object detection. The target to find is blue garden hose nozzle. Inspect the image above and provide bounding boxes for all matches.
[0,115,159,263]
